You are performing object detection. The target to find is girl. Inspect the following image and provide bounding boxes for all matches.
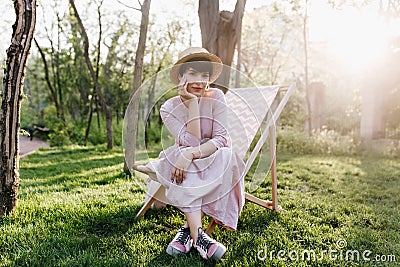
[135,47,245,261]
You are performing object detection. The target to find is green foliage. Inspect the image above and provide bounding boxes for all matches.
[385,86,400,139]
[145,121,162,148]
[86,115,123,147]
[48,129,72,147]
[20,97,38,129]
[18,16,186,149]
[277,126,400,159]
[278,86,307,129]
[277,126,360,156]
[0,146,398,266]
[383,141,400,158]
[42,105,70,147]
[19,128,30,137]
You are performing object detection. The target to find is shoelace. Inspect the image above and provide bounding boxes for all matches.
[176,228,190,245]
[197,232,212,251]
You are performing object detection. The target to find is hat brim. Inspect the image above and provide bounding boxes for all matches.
[170,52,223,85]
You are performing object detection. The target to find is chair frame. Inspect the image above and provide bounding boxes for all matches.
[135,84,296,234]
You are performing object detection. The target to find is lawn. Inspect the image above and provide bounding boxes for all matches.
[0,145,399,266]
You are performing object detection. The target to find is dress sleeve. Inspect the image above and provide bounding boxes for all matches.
[160,100,201,147]
[210,90,229,149]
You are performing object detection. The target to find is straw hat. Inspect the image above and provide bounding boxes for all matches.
[170,47,223,85]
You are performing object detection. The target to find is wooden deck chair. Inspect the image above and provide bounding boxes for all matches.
[135,84,296,234]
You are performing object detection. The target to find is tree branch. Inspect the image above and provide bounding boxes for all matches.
[33,38,59,113]
[115,0,141,11]
[232,0,246,30]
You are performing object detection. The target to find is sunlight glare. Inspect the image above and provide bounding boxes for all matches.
[310,3,400,72]
[329,7,388,71]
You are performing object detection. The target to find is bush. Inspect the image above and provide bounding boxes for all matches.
[277,126,360,156]
[48,130,72,147]
[20,94,40,129]
[40,105,123,147]
[85,115,123,147]
[360,139,400,159]
[43,105,71,147]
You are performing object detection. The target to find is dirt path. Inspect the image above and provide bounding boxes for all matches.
[19,135,50,157]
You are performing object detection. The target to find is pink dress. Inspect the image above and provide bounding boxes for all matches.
[144,88,245,231]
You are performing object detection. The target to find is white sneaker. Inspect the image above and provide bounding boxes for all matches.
[166,227,192,256]
[194,227,226,261]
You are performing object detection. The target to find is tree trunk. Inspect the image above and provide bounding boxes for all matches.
[34,38,61,118]
[199,0,219,54]
[34,37,68,127]
[359,0,400,143]
[144,72,158,146]
[360,50,397,142]
[34,3,66,125]
[360,84,386,141]
[84,94,94,145]
[84,0,103,146]
[235,14,242,88]
[1,0,36,217]
[69,0,114,149]
[55,13,64,124]
[198,0,246,91]
[124,0,151,174]
[105,110,114,148]
[309,82,325,130]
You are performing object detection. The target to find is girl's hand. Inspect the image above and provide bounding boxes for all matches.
[178,75,197,100]
[171,149,193,184]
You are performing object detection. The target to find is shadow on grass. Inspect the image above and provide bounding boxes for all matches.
[4,202,151,266]
[19,157,124,195]
[19,147,160,196]
[79,204,148,238]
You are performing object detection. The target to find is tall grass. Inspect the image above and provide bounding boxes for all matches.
[0,145,399,266]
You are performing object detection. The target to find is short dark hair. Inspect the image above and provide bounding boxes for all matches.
[179,57,213,77]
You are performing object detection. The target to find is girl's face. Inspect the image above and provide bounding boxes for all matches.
[183,67,210,97]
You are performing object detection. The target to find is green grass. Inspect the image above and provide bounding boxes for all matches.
[0,145,399,266]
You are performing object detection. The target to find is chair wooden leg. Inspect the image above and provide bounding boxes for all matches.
[136,182,166,217]
[245,192,274,208]
[269,125,278,210]
[243,125,282,212]
[136,196,156,217]
[205,218,217,235]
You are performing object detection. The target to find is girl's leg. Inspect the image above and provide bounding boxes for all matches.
[184,210,203,241]
[166,210,204,256]
[183,211,204,228]
[171,210,226,260]
[185,210,226,261]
